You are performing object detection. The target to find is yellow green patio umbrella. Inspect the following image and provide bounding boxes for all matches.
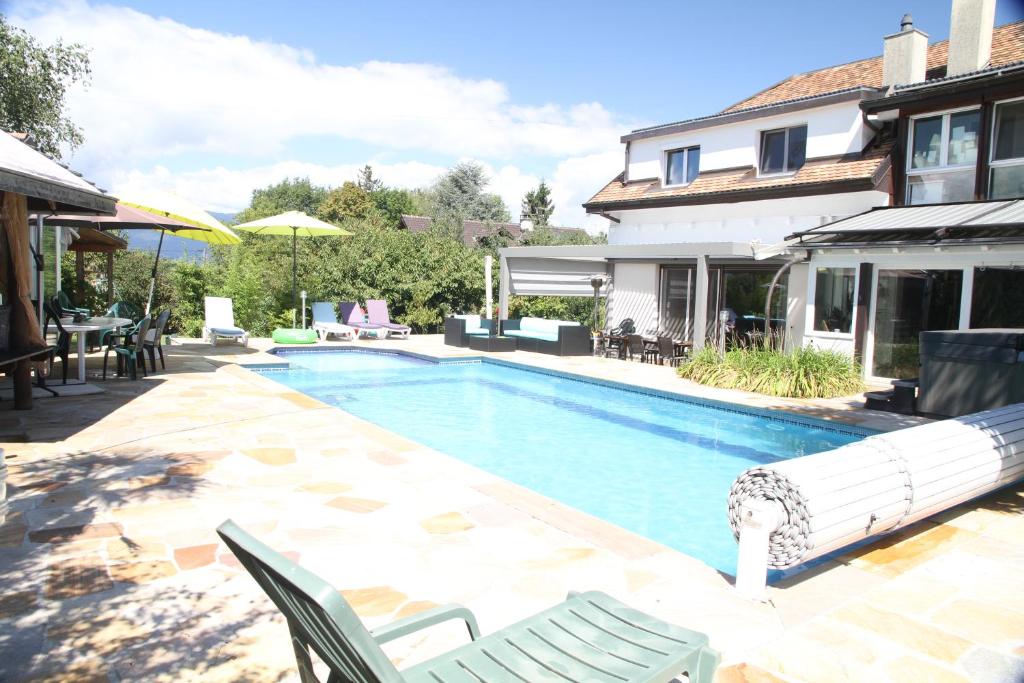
[116,191,241,313]
[233,211,352,311]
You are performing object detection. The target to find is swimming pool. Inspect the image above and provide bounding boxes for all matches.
[257,350,867,575]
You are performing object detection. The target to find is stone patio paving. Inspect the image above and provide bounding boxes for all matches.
[0,335,1020,681]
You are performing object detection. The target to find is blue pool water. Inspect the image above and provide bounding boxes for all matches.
[259,350,866,575]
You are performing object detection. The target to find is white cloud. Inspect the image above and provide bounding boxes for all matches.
[111,154,621,232]
[110,160,448,213]
[12,1,627,174]
[11,1,629,232]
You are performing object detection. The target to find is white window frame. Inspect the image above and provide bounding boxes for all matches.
[757,124,807,177]
[664,146,700,187]
[805,264,858,340]
[988,96,1024,199]
[905,105,981,203]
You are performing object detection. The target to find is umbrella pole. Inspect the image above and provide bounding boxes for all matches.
[146,228,166,315]
[292,228,298,323]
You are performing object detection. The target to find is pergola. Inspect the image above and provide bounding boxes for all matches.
[66,227,128,308]
[0,131,116,408]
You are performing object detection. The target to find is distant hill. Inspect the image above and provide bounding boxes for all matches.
[124,209,235,260]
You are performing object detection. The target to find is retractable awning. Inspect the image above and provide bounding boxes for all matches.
[789,199,1024,246]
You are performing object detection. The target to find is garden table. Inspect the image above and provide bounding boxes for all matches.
[60,316,132,383]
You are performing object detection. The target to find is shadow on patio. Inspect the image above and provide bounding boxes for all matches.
[0,444,293,680]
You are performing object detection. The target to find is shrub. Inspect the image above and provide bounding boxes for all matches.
[677,344,864,399]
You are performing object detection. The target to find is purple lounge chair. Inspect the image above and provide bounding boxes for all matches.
[365,299,411,338]
[339,302,386,338]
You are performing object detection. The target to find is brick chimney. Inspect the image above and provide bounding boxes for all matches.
[883,14,929,87]
[947,0,996,77]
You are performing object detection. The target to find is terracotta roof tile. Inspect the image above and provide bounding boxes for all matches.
[724,21,1024,112]
[586,144,892,209]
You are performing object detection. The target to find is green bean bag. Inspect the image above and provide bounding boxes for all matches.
[272,328,318,344]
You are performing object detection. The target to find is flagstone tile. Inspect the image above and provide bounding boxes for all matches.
[106,537,166,562]
[166,461,213,477]
[45,555,113,599]
[319,447,353,458]
[38,487,90,508]
[109,560,178,584]
[240,447,296,466]
[842,523,978,578]
[341,586,407,617]
[932,599,1024,650]
[394,599,440,620]
[0,513,27,547]
[884,655,970,683]
[299,481,352,494]
[714,663,789,683]
[326,496,386,513]
[753,619,881,682]
[46,616,150,658]
[102,474,170,492]
[860,573,961,616]
[420,512,474,535]
[29,523,123,545]
[174,543,217,570]
[20,657,110,683]
[831,602,972,662]
[367,450,407,466]
[524,547,597,569]
[0,590,37,618]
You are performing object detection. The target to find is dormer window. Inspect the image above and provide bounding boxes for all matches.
[759,125,806,175]
[665,146,700,186]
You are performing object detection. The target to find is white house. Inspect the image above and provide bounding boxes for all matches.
[499,0,1024,380]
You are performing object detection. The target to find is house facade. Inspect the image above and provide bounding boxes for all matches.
[499,0,1024,380]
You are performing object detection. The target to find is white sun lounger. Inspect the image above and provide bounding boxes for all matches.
[203,296,249,347]
[311,302,356,341]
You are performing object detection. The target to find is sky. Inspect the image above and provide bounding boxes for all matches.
[7,0,1024,231]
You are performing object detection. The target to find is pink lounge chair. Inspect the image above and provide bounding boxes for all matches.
[339,301,386,338]
[365,299,411,338]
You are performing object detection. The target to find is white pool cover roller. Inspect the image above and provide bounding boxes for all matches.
[729,403,1024,584]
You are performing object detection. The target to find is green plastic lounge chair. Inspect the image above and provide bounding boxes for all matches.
[217,519,720,683]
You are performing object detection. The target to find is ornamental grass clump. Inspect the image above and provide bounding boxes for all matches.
[677,344,864,399]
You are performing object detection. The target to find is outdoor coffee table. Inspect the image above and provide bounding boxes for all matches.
[467,335,516,352]
[61,316,133,383]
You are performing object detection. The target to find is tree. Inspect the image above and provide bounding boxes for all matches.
[318,181,375,224]
[521,180,554,226]
[428,162,510,232]
[370,187,415,227]
[356,164,383,193]
[0,16,91,158]
[234,177,329,223]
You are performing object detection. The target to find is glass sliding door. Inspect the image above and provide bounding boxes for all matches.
[659,267,694,340]
[871,269,963,379]
[705,268,788,345]
[970,267,1024,327]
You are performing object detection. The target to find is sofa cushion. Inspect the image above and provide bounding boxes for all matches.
[504,329,559,342]
[454,314,481,328]
[466,328,490,336]
[519,317,579,335]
